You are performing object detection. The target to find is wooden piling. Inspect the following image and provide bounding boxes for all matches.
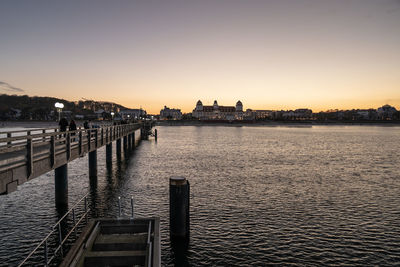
[169,177,190,239]
[89,151,97,179]
[55,164,68,207]
[106,143,112,167]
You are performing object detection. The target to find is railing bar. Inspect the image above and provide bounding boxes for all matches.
[53,193,89,228]
[72,208,76,239]
[131,196,134,219]
[58,223,63,257]
[85,196,88,224]
[17,229,56,267]
[147,221,152,244]
[148,242,152,267]
[44,239,48,267]
[60,212,90,246]
[118,196,121,217]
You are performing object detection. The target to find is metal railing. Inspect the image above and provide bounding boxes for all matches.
[19,195,155,266]
[18,194,90,267]
[117,196,153,267]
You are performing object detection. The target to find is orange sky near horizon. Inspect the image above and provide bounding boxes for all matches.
[0,0,399,114]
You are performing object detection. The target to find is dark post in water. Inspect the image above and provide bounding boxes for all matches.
[116,138,122,158]
[89,150,97,178]
[55,164,68,207]
[169,176,190,239]
[106,143,112,167]
[133,132,136,149]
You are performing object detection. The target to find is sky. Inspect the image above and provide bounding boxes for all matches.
[0,0,399,114]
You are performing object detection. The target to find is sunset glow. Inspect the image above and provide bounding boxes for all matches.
[1,0,399,113]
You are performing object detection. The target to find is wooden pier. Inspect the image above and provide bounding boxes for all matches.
[0,123,142,201]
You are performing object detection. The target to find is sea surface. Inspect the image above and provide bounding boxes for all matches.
[1,125,400,266]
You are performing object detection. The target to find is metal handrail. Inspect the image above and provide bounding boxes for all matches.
[18,193,90,267]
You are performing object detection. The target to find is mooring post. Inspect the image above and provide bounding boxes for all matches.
[155,129,158,141]
[170,176,190,239]
[89,150,97,179]
[106,142,112,167]
[55,164,68,207]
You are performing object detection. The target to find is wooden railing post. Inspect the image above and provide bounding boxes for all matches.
[95,129,98,148]
[42,129,46,142]
[66,132,71,160]
[27,136,33,178]
[7,133,11,146]
[51,135,55,167]
[79,131,83,156]
[101,128,104,146]
[87,130,91,151]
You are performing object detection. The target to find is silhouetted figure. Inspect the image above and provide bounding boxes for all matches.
[69,119,77,141]
[69,119,77,132]
[59,118,68,132]
[84,120,90,129]
[59,118,68,138]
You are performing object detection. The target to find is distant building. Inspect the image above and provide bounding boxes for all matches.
[160,106,182,120]
[119,108,146,120]
[294,109,313,119]
[192,100,243,121]
[243,109,273,120]
[377,104,397,120]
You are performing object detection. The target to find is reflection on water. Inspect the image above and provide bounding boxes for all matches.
[1,126,400,266]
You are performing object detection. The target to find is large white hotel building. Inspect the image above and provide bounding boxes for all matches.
[192,100,244,121]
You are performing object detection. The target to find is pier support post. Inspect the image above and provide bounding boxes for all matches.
[89,150,97,179]
[106,143,112,167]
[170,177,190,239]
[132,132,135,149]
[116,138,122,158]
[123,136,128,153]
[55,164,68,207]
[128,133,132,151]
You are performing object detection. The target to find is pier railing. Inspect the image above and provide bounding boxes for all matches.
[18,193,91,267]
[0,123,142,194]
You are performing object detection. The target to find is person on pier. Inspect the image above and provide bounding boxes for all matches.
[69,119,77,141]
[59,117,68,138]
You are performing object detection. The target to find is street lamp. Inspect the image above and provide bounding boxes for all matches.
[111,112,115,121]
[54,102,64,121]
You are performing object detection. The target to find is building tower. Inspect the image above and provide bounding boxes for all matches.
[195,100,203,111]
[236,100,243,112]
[213,100,219,110]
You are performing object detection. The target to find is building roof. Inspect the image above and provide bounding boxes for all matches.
[201,106,235,112]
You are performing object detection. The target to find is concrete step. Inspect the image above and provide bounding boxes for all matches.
[100,224,148,235]
[84,250,146,267]
[93,233,148,251]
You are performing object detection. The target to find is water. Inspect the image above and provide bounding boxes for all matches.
[1,125,400,266]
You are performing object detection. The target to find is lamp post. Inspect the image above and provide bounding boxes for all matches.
[111,112,115,121]
[54,102,64,121]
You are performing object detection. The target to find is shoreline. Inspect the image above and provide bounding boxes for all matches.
[156,120,400,127]
[1,120,400,129]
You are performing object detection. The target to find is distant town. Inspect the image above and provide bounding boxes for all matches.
[0,94,399,123]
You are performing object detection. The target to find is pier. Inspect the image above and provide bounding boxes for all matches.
[0,123,145,206]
